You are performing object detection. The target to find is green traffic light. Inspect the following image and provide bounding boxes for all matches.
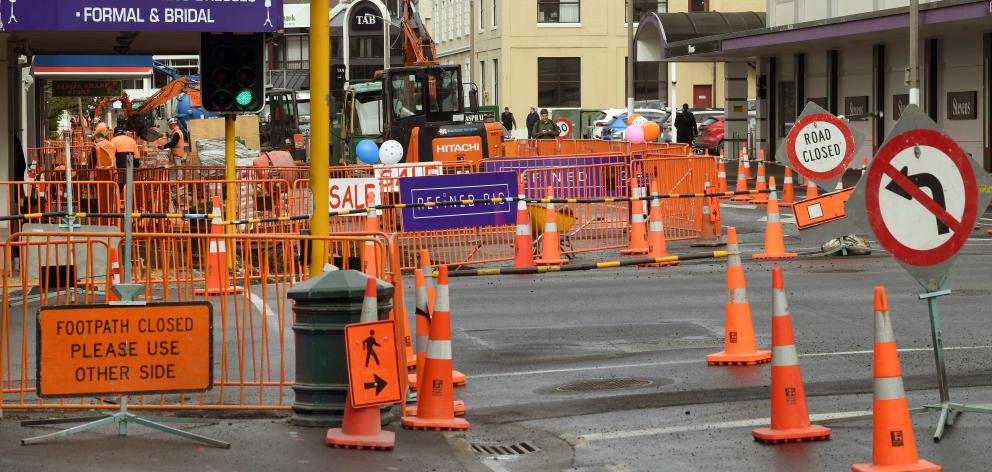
[235,89,255,107]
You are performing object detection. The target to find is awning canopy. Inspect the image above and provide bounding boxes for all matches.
[634,11,765,63]
[32,55,153,79]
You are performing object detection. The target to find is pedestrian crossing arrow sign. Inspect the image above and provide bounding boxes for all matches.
[848,105,992,290]
[345,320,403,408]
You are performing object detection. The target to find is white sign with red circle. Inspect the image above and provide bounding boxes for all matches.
[786,113,856,182]
[554,118,573,140]
[864,129,978,267]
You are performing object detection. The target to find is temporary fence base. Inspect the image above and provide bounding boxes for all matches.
[705,351,772,366]
[21,407,231,448]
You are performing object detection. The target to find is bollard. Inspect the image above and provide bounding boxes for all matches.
[288,269,394,427]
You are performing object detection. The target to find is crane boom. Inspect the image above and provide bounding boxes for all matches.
[403,0,439,66]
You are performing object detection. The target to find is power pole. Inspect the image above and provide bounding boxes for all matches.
[310,0,331,275]
[627,0,635,117]
[908,0,920,106]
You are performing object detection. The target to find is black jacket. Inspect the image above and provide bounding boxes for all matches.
[501,112,516,131]
[675,110,698,143]
[526,112,539,137]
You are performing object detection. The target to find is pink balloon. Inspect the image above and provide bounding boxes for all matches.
[625,125,645,144]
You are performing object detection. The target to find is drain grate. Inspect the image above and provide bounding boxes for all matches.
[555,378,653,392]
[471,441,540,456]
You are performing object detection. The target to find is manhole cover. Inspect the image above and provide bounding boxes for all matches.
[555,378,653,392]
[471,441,540,456]
[952,289,992,297]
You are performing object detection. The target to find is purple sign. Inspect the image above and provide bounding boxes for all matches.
[399,172,517,232]
[1,0,283,32]
[483,155,628,198]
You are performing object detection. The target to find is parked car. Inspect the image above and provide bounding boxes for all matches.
[692,115,725,155]
[592,107,667,139]
[690,108,723,131]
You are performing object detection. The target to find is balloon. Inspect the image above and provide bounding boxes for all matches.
[378,140,404,165]
[631,116,649,127]
[625,125,645,144]
[642,121,661,142]
[626,114,641,126]
[356,139,379,165]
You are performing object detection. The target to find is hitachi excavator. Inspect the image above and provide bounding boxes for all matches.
[338,0,504,164]
[94,77,203,141]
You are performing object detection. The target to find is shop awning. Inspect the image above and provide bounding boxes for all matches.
[634,11,765,62]
[32,55,153,79]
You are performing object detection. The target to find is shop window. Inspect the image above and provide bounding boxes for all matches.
[538,57,581,107]
[538,0,580,23]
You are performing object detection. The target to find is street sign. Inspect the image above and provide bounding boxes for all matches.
[398,172,516,232]
[52,80,122,98]
[794,188,853,230]
[848,105,992,289]
[345,320,402,409]
[2,0,283,32]
[555,118,574,141]
[786,112,855,182]
[37,302,213,397]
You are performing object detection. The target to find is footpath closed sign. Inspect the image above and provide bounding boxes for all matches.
[37,302,213,397]
[2,0,284,32]
[399,172,516,232]
[345,320,402,408]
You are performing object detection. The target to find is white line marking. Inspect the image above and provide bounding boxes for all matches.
[249,292,281,334]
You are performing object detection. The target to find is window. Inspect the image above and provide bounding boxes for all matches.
[391,73,424,120]
[480,61,486,104]
[493,59,499,106]
[461,0,467,36]
[538,57,580,107]
[492,0,498,27]
[120,79,144,90]
[688,0,708,12]
[634,62,665,101]
[626,1,667,22]
[538,0,579,23]
[479,0,485,31]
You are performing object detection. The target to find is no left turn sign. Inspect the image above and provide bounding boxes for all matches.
[786,113,856,182]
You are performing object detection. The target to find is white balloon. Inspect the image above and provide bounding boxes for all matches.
[378,140,404,165]
[631,116,649,127]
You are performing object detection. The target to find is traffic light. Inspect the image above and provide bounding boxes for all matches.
[200,33,266,113]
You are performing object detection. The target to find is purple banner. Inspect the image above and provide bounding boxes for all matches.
[399,172,517,232]
[1,0,283,32]
[482,155,628,198]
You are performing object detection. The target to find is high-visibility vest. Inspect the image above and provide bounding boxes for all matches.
[111,134,140,157]
[94,140,116,168]
[94,122,109,138]
[170,128,187,158]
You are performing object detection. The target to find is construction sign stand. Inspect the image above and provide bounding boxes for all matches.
[846,104,992,441]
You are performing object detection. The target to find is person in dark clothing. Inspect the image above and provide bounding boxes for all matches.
[532,109,559,140]
[501,107,516,133]
[526,107,539,139]
[674,104,698,144]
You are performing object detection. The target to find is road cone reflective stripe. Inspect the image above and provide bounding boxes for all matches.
[717,161,728,193]
[406,269,464,416]
[362,190,380,278]
[805,180,819,200]
[402,265,470,431]
[852,287,941,472]
[622,178,649,255]
[754,178,798,260]
[752,268,832,444]
[781,168,795,208]
[535,186,568,265]
[195,195,243,296]
[707,227,771,366]
[742,147,752,181]
[641,180,678,267]
[514,181,535,268]
[106,247,121,302]
[731,159,752,202]
[326,277,395,450]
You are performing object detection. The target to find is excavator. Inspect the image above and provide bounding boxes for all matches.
[338,0,504,164]
[94,77,203,141]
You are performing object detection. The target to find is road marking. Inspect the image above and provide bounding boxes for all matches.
[471,346,992,379]
[249,292,282,334]
[579,411,874,442]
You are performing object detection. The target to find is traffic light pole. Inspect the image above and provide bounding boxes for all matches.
[309,0,331,276]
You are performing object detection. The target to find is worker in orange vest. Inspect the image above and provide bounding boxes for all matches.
[91,132,116,169]
[93,119,109,140]
[160,118,187,166]
[111,126,140,169]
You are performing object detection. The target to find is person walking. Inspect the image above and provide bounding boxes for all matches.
[674,104,698,145]
[501,107,516,133]
[526,107,539,139]
[531,109,559,140]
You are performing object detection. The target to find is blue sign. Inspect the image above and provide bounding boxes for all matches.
[399,172,517,232]
[1,0,283,32]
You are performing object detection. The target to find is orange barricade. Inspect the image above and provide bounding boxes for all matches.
[131,179,294,233]
[0,231,395,412]
[0,180,122,228]
[630,156,718,241]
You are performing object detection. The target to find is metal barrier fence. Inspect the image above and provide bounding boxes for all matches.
[2,180,123,229]
[132,179,295,234]
[0,231,393,411]
[501,139,689,158]
[631,156,719,240]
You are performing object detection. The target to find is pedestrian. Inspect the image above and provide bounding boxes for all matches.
[160,118,187,166]
[526,107,539,139]
[501,107,516,133]
[674,104,698,145]
[531,109,559,140]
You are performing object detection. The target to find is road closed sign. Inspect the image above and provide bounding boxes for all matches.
[786,112,856,182]
[329,178,380,216]
[36,302,213,397]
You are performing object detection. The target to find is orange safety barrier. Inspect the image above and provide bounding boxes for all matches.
[0,231,395,411]
[630,156,719,241]
[131,179,294,233]
[0,180,122,228]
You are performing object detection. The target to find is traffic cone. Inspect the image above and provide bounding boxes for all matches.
[535,186,568,265]
[362,189,380,278]
[513,181,535,268]
[717,160,728,193]
[195,195,243,296]
[752,268,832,444]
[852,287,941,472]
[751,162,769,205]
[731,160,752,202]
[741,147,752,181]
[622,178,649,255]
[707,227,771,366]
[326,277,395,450]
[406,269,465,417]
[781,168,795,208]
[419,249,436,314]
[693,183,725,247]
[754,178,797,260]
[805,180,819,200]
[641,180,677,267]
[106,247,121,302]
[401,265,471,431]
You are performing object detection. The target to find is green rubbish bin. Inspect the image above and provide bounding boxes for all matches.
[288,269,394,427]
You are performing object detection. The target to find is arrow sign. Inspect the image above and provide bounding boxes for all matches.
[884,166,950,235]
[364,374,388,396]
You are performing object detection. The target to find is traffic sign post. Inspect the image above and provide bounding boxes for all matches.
[847,104,992,441]
[344,320,403,409]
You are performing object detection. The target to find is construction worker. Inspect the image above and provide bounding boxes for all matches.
[91,132,116,169]
[89,133,117,212]
[93,118,109,140]
[160,118,187,166]
[111,126,140,169]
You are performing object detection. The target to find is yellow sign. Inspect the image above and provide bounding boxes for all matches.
[345,320,402,408]
[37,302,213,397]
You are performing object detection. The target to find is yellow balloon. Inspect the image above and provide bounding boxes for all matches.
[642,121,661,142]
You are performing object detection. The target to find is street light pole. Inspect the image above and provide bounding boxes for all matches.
[909,0,920,106]
[310,0,331,275]
[627,0,635,117]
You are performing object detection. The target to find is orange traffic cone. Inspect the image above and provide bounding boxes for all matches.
[717,160,728,193]
[731,160,752,202]
[805,180,819,200]
[513,181,535,268]
[781,168,795,208]
[419,249,436,313]
[405,269,465,417]
[752,268,832,444]
[535,186,568,265]
[402,265,470,431]
[751,162,769,205]
[707,227,771,366]
[754,178,797,260]
[362,189,380,278]
[641,180,677,267]
[852,288,941,472]
[106,247,121,302]
[195,195,243,296]
[326,277,395,450]
[693,183,725,247]
[741,147,752,181]
[622,178,649,255]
